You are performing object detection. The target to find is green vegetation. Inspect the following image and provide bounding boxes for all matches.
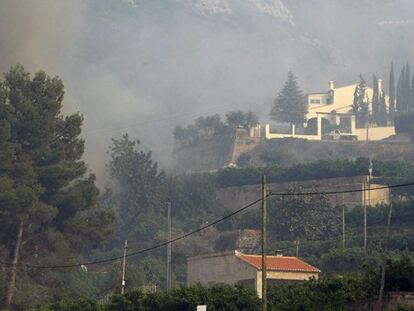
[214,158,370,187]
[372,74,387,126]
[225,110,258,130]
[173,110,259,146]
[32,284,261,311]
[0,66,114,309]
[268,194,341,241]
[30,254,414,310]
[352,75,369,128]
[396,63,412,114]
[389,62,396,121]
[2,66,414,310]
[212,157,414,190]
[394,112,414,134]
[270,70,307,127]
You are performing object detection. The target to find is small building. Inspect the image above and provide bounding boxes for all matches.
[187,250,320,297]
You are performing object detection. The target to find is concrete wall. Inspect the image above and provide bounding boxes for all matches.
[187,251,257,286]
[229,129,261,164]
[354,126,395,141]
[216,176,390,210]
[264,121,395,142]
[265,124,321,140]
[256,270,319,298]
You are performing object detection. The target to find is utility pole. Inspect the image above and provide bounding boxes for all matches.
[368,159,373,206]
[295,240,300,257]
[166,201,172,291]
[378,202,393,311]
[261,175,267,311]
[121,240,128,295]
[342,194,346,249]
[363,178,367,252]
[364,160,373,252]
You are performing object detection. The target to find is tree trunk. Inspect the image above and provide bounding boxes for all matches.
[5,220,24,307]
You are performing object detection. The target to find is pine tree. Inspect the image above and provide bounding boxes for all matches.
[0,65,114,307]
[270,70,307,127]
[389,62,396,122]
[352,75,369,128]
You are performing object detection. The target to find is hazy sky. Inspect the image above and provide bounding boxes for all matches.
[1,0,414,181]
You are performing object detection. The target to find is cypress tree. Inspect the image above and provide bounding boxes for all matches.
[411,72,414,113]
[352,75,369,128]
[378,90,387,126]
[404,63,411,112]
[397,66,406,113]
[389,62,396,121]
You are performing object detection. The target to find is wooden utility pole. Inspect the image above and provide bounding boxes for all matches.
[364,160,373,252]
[166,201,172,291]
[261,175,267,311]
[363,179,367,252]
[378,202,393,310]
[368,159,373,206]
[295,240,300,257]
[121,240,128,295]
[342,192,346,249]
[342,204,346,249]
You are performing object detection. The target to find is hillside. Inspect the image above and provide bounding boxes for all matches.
[172,129,414,172]
[241,137,414,168]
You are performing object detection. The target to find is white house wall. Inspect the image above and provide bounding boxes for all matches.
[307,84,388,121]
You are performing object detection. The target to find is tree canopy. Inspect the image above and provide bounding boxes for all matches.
[270,71,307,127]
[352,75,369,128]
[225,110,259,129]
[0,65,114,308]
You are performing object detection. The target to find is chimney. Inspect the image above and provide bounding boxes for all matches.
[378,79,383,91]
[275,250,283,257]
[329,80,335,90]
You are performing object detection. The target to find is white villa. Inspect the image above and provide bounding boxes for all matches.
[254,80,396,141]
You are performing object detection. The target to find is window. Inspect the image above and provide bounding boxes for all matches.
[310,99,321,104]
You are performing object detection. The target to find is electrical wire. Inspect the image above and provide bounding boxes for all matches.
[4,181,414,270]
[268,182,414,197]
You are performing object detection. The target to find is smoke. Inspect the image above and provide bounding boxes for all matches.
[1,0,414,183]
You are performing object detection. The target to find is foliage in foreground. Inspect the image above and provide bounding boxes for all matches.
[0,65,114,309]
[33,284,261,311]
[33,265,413,311]
[268,274,376,311]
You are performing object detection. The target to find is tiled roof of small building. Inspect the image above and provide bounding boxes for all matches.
[236,252,320,273]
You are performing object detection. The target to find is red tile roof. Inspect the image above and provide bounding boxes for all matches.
[237,253,320,273]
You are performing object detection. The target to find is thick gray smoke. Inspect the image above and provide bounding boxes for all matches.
[1,0,414,182]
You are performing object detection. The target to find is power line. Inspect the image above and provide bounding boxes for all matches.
[272,211,412,254]
[7,198,264,269]
[268,182,414,197]
[4,181,414,270]
[308,104,352,111]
